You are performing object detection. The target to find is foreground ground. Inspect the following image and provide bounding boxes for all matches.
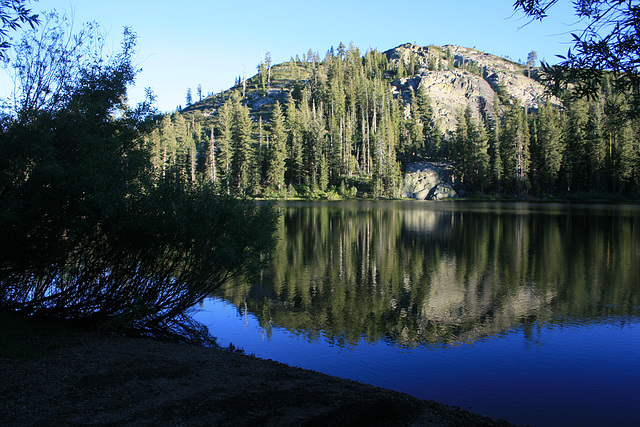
[0,324,517,426]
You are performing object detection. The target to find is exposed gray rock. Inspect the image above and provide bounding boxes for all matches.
[401,162,457,200]
[385,43,562,134]
[393,70,496,135]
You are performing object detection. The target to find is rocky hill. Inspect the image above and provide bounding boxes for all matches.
[386,43,561,134]
[185,43,560,134]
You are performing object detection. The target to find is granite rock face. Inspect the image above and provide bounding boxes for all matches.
[386,43,561,135]
[401,162,457,200]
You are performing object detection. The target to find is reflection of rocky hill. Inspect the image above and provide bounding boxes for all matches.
[215,202,640,348]
[416,261,557,345]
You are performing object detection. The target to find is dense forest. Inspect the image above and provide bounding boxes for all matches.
[146,42,640,199]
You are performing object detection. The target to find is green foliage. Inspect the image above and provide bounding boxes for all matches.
[454,106,489,192]
[0,0,39,61]
[530,101,564,194]
[174,41,639,199]
[265,102,287,190]
[515,0,640,119]
[0,13,278,342]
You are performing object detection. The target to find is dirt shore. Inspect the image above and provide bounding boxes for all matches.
[1,329,518,426]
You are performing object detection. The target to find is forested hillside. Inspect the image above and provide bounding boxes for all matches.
[146,42,640,199]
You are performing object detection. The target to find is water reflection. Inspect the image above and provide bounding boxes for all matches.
[214,201,640,348]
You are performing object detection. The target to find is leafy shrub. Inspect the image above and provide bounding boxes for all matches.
[0,14,278,343]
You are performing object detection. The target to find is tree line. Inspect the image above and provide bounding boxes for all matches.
[151,42,639,199]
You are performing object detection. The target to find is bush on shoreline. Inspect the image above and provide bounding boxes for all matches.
[0,13,278,343]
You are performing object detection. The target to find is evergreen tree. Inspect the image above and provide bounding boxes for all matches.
[501,101,530,195]
[159,115,177,177]
[215,98,234,193]
[455,106,489,192]
[231,94,254,193]
[531,101,563,194]
[205,123,217,184]
[307,100,327,186]
[285,94,304,185]
[603,86,640,193]
[609,114,638,193]
[266,102,287,191]
[562,97,589,192]
[585,101,607,191]
[414,80,441,158]
[526,51,537,78]
[173,113,196,182]
[487,99,503,193]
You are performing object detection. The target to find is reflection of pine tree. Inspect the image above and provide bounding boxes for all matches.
[218,203,640,345]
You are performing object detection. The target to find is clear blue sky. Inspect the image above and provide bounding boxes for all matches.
[5,0,581,112]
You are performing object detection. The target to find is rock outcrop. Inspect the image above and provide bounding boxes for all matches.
[401,162,457,200]
[386,43,561,135]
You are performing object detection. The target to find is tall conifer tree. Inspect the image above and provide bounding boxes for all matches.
[266,102,287,191]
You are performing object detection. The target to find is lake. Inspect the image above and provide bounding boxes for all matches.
[194,200,640,427]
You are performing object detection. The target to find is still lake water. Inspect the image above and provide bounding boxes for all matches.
[194,201,640,426]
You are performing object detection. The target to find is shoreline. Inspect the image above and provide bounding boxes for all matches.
[1,329,518,426]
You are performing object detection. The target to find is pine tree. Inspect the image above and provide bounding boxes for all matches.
[455,107,489,192]
[307,100,327,186]
[216,98,234,193]
[609,116,638,193]
[585,101,607,191]
[159,115,177,178]
[285,94,303,185]
[173,113,196,182]
[601,83,640,194]
[562,97,589,192]
[258,59,267,94]
[414,80,440,158]
[489,119,502,193]
[531,101,563,195]
[526,51,537,78]
[206,124,217,183]
[146,127,162,176]
[231,94,254,193]
[501,101,530,195]
[266,102,287,191]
